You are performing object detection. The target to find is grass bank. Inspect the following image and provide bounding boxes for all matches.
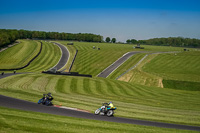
[0,40,40,69]
[0,73,199,126]
[17,41,61,72]
[1,107,197,133]
[55,41,186,77]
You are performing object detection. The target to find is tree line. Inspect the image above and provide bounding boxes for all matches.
[0,29,103,47]
[105,37,116,43]
[1,29,199,48]
[127,37,200,47]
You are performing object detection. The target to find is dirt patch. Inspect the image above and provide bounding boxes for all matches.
[159,79,164,88]
[118,73,133,82]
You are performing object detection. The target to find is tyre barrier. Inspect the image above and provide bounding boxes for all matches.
[69,49,78,72]
[42,71,92,78]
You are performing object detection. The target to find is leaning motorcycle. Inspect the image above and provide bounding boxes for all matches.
[38,98,53,106]
[95,104,117,117]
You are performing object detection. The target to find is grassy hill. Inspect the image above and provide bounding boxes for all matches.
[58,41,140,76]
[0,40,40,69]
[118,54,164,87]
[18,41,61,72]
[0,40,199,132]
[142,52,200,81]
[119,51,200,90]
[0,73,199,126]
[56,41,186,77]
[0,40,61,73]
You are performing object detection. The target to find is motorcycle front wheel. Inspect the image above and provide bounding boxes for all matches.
[95,109,100,115]
[38,99,43,104]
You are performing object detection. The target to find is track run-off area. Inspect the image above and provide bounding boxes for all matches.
[0,40,200,132]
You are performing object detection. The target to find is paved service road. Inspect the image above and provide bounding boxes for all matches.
[0,73,22,79]
[0,95,200,131]
[97,51,145,78]
[51,42,69,71]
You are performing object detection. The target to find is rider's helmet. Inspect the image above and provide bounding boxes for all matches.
[47,92,52,96]
[109,101,112,104]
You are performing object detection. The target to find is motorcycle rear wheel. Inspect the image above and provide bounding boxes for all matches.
[107,110,113,117]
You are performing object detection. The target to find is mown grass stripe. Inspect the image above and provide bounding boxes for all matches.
[83,78,91,94]
[112,81,131,96]
[24,42,52,71]
[0,40,40,69]
[94,79,103,95]
[70,78,78,93]
[55,78,66,93]
[29,75,50,91]
[17,41,61,72]
[103,80,118,96]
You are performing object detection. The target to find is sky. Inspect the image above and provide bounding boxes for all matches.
[0,0,200,42]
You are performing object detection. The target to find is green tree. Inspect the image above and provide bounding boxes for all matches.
[106,37,111,43]
[111,38,116,43]
[131,39,137,44]
[126,39,131,44]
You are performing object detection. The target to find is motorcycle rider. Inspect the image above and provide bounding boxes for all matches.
[41,94,47,104]
[102,102,114,113]
[46,92,54,103]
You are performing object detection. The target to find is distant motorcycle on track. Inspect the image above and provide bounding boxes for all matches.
[95,103,117,117]
[38,97,53,106]
[38,93,53,106]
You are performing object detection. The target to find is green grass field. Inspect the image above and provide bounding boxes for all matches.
[118,54,164,87]
[0,40,200,132]
[69,42,139,76]
[17,41,61,72]
[0,40,40,69]
[1,107,197,133]
[0,73,199,126]
[142,51,200,82]
[119,51,200,88]
[0,40,61,73]
[55,41,188,77]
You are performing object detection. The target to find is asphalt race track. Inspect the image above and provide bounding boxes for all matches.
[51,42,69,70]
[0,72,23,79]
[0,95,200,131]
[97,51,146,78]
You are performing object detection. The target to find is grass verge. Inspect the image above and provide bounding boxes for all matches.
[0,107,198,133]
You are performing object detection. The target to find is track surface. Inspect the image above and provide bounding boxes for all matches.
[51,42,69,70]
[0,73,22,79]
[0,95,200,131]
[97,51,145,78]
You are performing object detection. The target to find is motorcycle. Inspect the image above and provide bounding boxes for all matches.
[95,104,117,117]
[38,97,53,106]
